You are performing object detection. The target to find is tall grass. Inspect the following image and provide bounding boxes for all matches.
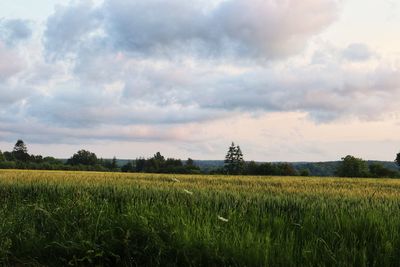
[0,170,399,266]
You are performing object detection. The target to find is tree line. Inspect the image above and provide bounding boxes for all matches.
[219,142,400,178]
[0,139,399,178]
[0,140,200,174]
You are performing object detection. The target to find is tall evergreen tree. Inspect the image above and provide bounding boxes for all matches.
[224,142,236,174]
[224,142,245,175]
[111,156,118,170]
[234,145,245,174]
[12,139,29,162]
[396,153,400,169]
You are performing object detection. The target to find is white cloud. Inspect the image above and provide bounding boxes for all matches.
[44,0,340,60]
[1,0,400,161]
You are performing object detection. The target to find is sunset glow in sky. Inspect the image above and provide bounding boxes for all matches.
[0,0,399,161]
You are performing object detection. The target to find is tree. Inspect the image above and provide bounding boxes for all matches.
[67,150,98,166]
[369,163,396,178]
[12,139,30,162]
[121,161,135,172]
[149,152,166,172]
[277,163,298,176]
[0,150,4,162]
[3,151,14,161]
[234,145,245,174]
[244,161,258,175]
[135,158,146,172]
[336,155,369,177]
[224,142,245,175]
[300,169,310,176]
[186,158,195,167]
[111,156,118,170]
[395,153,400,169]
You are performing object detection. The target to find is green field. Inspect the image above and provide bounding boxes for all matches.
[1,170,400,266]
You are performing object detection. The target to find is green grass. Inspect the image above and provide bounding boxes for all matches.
[0,170,400,266]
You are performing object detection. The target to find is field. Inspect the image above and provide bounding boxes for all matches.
[0,170,400,266]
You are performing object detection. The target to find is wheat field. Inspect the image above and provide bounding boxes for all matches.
[0,170,400,266]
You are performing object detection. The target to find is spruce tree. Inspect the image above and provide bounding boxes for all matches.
[234,145,245,174]
[224,142,245,175]
[224,142,236,174]
[12,139,29,162]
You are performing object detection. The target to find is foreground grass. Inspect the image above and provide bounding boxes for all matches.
[0,170,400,266]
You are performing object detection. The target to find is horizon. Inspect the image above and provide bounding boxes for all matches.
[1,0,400,162]
[1,138,398,164]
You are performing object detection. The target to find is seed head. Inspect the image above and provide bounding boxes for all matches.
[218,215,229,222]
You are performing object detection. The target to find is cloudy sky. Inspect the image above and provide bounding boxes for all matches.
[0,0,399,161]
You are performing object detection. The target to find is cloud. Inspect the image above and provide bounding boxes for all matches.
[16,48,400,137]
[2,0,400,149]
[0,19,32,45]
[342,43,374,62]
[0,42,25,80]
[44,1,103,60]
[45,0,340,60]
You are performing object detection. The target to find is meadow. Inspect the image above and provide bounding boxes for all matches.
[0,170,400,266]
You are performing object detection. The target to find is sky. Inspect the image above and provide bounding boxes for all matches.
[0,0,400,162]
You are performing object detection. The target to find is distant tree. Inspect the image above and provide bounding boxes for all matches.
[67,150,98,166]
[121,161,135,173]
[12,139,30,162]
[183,158,200,173]
[277,163,298,176]
[111,156,118,170]
[3,151,14,161]
[369,163,397,178]
[336,155,369,177]
[300,169,310,177]
[43,157,63,165]
[224,142,245,175]
[258,163,277,175]
[395,153,400,169]
[0,150,4,162]
[224,142,236,174]
[149,152,166,172]
[153,152,165,163]
[30,155,43,163]
[186,158,195,167]
[165,158,183,167]
[234,145,245,174]
[135,158,146,172]
[244,161,258,175]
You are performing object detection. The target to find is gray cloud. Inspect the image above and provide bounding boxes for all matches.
[45,0,340,60]
[18,52,400,137]
[342,43,374,62]
[3,0,400,147]
[0,19,32,45]
[44,1,103,60]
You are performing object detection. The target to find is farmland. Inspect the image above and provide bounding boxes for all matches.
[0,170,400,266]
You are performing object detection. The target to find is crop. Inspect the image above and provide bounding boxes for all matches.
[0,170,399,266]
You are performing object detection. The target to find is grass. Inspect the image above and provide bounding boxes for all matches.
[0,170,400,266]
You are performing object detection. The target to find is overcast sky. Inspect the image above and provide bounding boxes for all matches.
[0,0,399,161]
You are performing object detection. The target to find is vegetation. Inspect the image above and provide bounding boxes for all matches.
[336,155,370,177]
[1,140,400,178]
[0,170,400,266]
[0,140,200,174]
[224,142,245,174]
[335,155,398,178]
